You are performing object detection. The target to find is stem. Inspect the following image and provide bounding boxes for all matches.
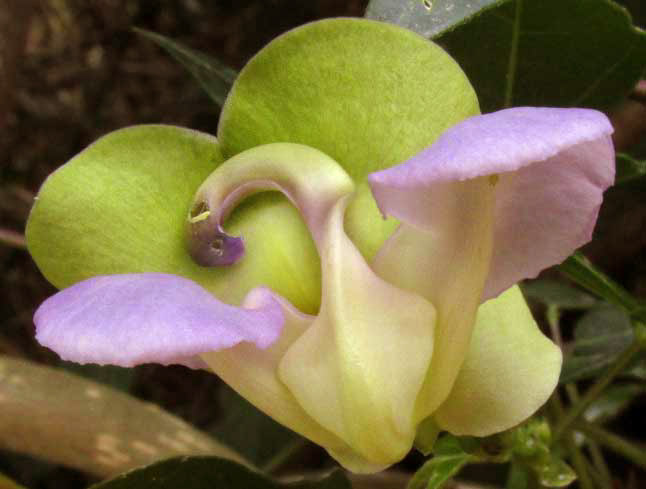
[504,0,523,107]
[565,434,595,489]
[0,355,250,478]
[574,421,646,470]
[559,253,640,316]
[564,385,612,487]
[553,340,643,441]
[0,229,26,249]
[550,394,600,489]
[260,438,307,474]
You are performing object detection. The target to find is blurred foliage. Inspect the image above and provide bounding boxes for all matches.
[561,306,634,383]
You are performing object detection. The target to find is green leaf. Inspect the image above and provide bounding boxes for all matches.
[89,456,351,489]
[559,253,643,319]
[561,305,634,383]
[616,153,646,184]
[583,383,645,422]
[521,279,597,310]
[133,27,236,107]
[364,0,511,38]
[407,436,474,489]
[438,0,646,111]
[59,361,135,392]
[0,473,27,489]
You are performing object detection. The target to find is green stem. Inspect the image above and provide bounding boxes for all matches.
[504,0,523,107]
[553,340,643,441]
[565,435,595,489]
[574,421,646,470]
[559,253,640,316]
[564,385,612,487]
[0,229,26,249]
[260,438,307,474]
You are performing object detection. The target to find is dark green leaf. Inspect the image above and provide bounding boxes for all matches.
[133,28,236,107]
[521,279,596,310]
[583,383,645,422]
[559,253,642,318]
[59,361,135,392]
[561,305,634,383]
[212,386,303,468]
[90,457,351,489]
[437,0,646,112]
[364,0,510,38]
[616,153,646,184]
[407,435,474,489]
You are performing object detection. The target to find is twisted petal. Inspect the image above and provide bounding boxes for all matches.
[195,144,436,469]
[201,290,385,474]
[279,199,436,466]
[369,107,615,299]
[218,17,479,261]
[34,273,284,367]
[435,286,562,435]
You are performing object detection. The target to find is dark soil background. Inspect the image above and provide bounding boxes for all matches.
[0,1,644,488]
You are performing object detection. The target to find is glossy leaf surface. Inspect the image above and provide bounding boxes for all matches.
[364,0,510,38]
[438,0,646,111]
[89,457,351,489]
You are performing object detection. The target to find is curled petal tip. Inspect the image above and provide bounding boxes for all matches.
[367,107,615,297]
[187,201,245,267]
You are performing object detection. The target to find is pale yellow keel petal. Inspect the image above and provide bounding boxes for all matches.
[372,179,495,421]
[279,199,436,466]
[200,289,346,453]
[434,286,562,436]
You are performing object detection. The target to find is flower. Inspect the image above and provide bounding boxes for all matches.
[26,18,614,472]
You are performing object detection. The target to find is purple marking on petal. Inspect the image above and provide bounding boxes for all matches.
[368,107,614,297]
[187,201,245,267]
[188,223,245,267]
[34,273,284,368]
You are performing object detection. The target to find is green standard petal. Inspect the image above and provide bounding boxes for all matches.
[218,17,479,260]
[26,126,222,289]
[434,286,562,436]
[26,126,321,313]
